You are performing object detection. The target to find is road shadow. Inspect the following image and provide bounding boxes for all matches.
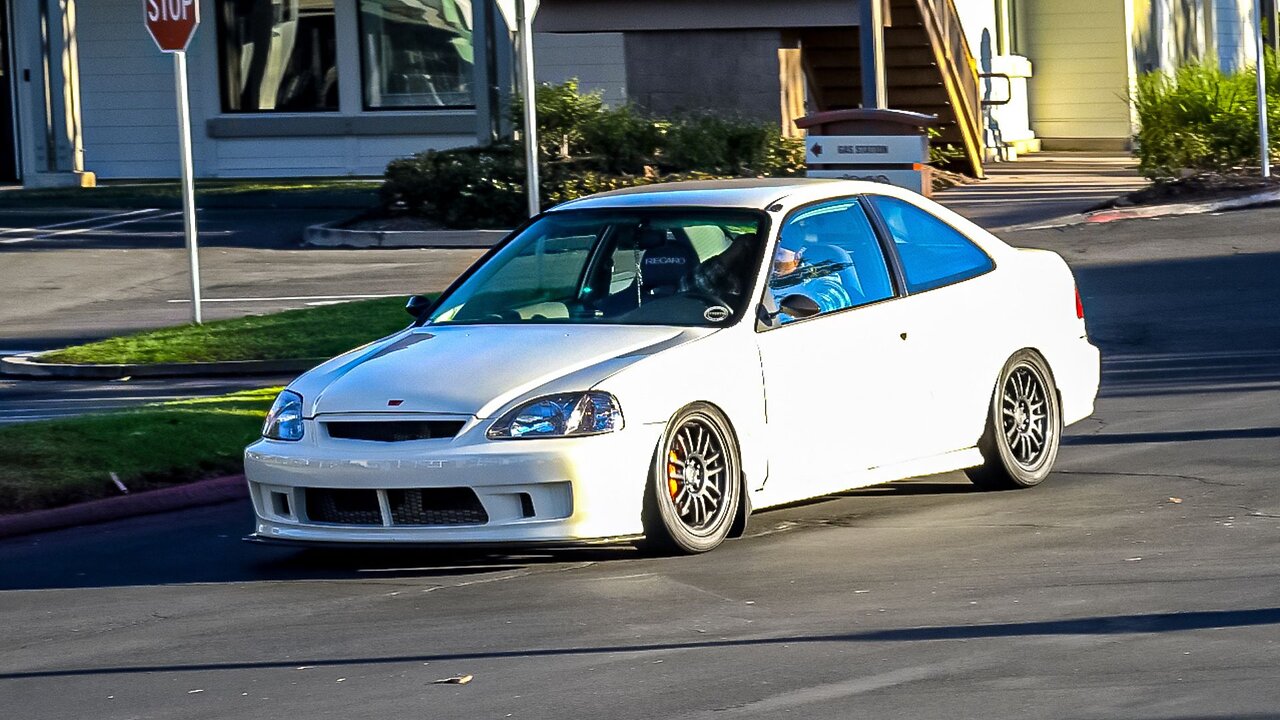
[0,500,639,591]
[1075,251,1280,397]
[1064,426,1280,445]
[3,605,1277,681]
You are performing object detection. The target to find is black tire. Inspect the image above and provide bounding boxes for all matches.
[637,404,742,554]
[966,350,1061,490]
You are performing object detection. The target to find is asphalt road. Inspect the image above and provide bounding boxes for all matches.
[0,206,481,351]
[3,208,1280,718]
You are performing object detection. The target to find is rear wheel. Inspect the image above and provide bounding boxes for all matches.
[967,351,1061,490]
[638,404,741,554]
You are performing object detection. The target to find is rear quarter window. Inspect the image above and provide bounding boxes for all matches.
[868,195,994,293]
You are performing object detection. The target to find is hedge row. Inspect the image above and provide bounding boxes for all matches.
[382,80,805,228]
[1134,51,1280,178]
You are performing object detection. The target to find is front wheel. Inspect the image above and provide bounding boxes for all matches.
[638,404,741,554]
[967,351,1061,490]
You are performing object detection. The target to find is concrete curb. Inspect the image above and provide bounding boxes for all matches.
[0,353,323,380]
[304,220,508,249]
[999,187,1280,232]
[0,474,248,540]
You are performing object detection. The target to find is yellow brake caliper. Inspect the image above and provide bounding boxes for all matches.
[667,450,681,498]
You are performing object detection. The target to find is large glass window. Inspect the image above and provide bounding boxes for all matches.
[217,0,339,112]
[359,0,475,109]
[768,199,896,323]
[868,195,994,293]
[428,210,766,327]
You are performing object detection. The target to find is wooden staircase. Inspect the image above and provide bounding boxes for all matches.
[797,0,985,178]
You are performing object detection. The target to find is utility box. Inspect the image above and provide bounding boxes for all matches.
[796,109,937,197]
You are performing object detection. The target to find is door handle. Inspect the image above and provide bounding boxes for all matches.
[899,332,908,341]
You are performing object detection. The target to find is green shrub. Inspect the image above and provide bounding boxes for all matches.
[582,104,664,173]
[1133,51,1280,178]
[382,145,525,229]
[660,114,804,176]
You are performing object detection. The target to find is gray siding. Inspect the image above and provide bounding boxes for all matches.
[69,0,479,179]
[1213,0,1255,72]
[76,0,184,177]
[535,33,627,106]
[624,30,782,121]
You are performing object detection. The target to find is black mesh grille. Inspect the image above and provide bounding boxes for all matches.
[388,488,488,526]
[325,421,465,442]
[305,489,382,525]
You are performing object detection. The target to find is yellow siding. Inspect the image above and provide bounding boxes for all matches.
[1022,0,1134,147]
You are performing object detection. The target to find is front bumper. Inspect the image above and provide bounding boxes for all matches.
[243,418,663,546]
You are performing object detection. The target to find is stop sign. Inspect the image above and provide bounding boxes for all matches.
[144,0,199,53]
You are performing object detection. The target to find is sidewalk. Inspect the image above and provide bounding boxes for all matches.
[937,152,1147,230]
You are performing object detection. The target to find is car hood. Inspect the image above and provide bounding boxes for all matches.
[296,324,708,418]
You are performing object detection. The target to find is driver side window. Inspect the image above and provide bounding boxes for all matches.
[769,199,896,323]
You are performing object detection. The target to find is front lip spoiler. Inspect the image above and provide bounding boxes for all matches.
[242,532,644,551]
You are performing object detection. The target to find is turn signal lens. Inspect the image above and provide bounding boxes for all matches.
[1075,286,1085,320]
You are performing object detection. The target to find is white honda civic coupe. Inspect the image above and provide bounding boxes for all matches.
[244,179,1099,553]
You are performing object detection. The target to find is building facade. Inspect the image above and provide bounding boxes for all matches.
[6,0,507,186]
[1,1,1276,187]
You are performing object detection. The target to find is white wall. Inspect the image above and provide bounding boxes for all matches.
[534,32,627,105]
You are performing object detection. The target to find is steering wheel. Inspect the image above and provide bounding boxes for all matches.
[481,310,522,323]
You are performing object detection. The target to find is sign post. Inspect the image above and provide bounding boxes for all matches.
[495,0,541,218]
[144,0,203,323]
[1256,0,1271,178]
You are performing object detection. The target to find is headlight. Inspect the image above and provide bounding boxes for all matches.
[262,390,305,441]
[487,392,623,440]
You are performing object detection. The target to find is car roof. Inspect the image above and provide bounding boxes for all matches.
[550,178,890,211]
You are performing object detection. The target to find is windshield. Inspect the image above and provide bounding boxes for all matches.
[427,209,767,327]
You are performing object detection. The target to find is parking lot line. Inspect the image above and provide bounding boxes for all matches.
[0,209,180,245]
[0,208,161,237]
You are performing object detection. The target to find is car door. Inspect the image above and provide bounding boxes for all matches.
[864,193,1005,457]
[753,197,922,500]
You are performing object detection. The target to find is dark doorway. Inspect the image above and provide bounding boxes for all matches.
[0,0,17,183]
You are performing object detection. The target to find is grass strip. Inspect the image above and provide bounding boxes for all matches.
[0,388,280,514]
[39,296,416,365]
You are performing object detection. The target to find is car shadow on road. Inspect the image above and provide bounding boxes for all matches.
[4,605,1278,681]
[1063,426,1280,445]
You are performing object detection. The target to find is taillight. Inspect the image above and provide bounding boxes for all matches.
[1074,286,1085,320]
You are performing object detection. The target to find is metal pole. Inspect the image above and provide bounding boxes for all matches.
[859,0,887,109]
[516,0,540,217]
[174,50,202,324]
[1258,0,1273,178]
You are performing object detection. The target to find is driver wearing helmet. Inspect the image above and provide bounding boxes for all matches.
[769,242,852,319]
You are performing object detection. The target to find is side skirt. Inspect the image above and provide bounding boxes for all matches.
[751,447,984,511]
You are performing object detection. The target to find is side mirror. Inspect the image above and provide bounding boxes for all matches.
[778,294,821,319]
[405,294,433,319]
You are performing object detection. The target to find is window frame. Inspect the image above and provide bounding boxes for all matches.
[754,194,905,333]
[354,0,479,112]
[861,192,997,295]
[215,0,342,114]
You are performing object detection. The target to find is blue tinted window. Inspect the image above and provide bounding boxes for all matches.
[769,199,895,323]
[869,196,994,293]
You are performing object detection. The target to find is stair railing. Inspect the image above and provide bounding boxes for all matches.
[913,0,986,177]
